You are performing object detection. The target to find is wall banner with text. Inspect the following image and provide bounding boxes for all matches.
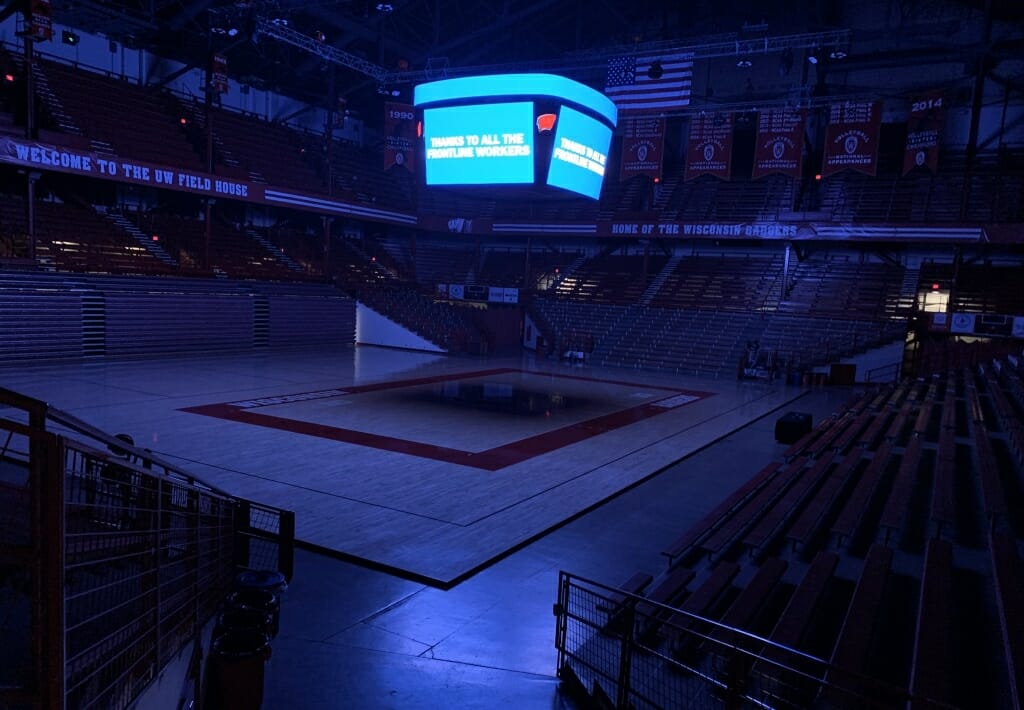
[384,102,417,172]
[904,90,944,175]
[822,101,881,177]
[619,117,665,181]
[685,113,733,181]
[752,108,804,179]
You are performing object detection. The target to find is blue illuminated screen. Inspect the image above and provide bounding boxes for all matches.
[546,105,612,199]
[422,102,535,185]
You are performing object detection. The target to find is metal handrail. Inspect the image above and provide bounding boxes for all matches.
[554,570,957,710]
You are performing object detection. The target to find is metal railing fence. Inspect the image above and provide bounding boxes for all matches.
[554,571,954,710]
[0,386,295,710]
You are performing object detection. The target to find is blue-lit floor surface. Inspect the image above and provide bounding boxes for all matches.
[262,383,850,710]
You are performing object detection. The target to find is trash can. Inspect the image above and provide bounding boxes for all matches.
[775,411,812,445]
[226,589,280,638]
[210,629,271,710]
[233,570,287,638]
[235,570,287,594]
[217,606,275,638]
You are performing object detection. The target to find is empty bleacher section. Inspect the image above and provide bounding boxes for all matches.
[557,356,1024,708]
[32,58,204,170]
[0,195,174,274]
[180,102,325,192]
[780,257,910,320]
[647,253,784,312]
[530,249,909,377]
[358,282,487,353]
[122,211,300,280]
[814,149,1024,224]
[554,252,669,304]
[0,271,355,362]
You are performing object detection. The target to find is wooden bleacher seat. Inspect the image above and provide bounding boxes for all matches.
[824,544,894,701]
[786,451,860,553]
[743,452,836,558]
[769,551,839,651]
[991,531,1024,710]
[909,538,954,706]
[699,459,808,560]
[782,421,831,461]
[715,558,788,635]
[599,571,653,629]
[638,566,697,621]
[877,437,924,546]
[884,403,912,442]
[857,409,893,449]
[973,424,1008,527]
[661,462,781,565]
[660,562,740,653]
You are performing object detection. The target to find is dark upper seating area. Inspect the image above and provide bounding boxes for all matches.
[563,357,1024,708]
[33,58,204,170]
[780,258,910,320]
[553,252,669,305]
[4,50,1018,226]
[530,249,911,376]
[648,253,783,311]
[0,195,174,275]
[920,261,1024,315]
[179,101,325,193]
[123,211,299,280]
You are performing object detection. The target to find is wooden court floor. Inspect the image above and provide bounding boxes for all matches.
[0,345,805,585]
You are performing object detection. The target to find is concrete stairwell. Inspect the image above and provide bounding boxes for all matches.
[96,207,177,265]
[544,253,587,292]
[638,252,682,306]
[897,258,922,314]
[22,60,82,135]
[244,228,305,274]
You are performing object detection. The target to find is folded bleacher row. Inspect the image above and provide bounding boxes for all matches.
[0,271,355,362]
[558,354,1024,708]
[2,46,1022,223]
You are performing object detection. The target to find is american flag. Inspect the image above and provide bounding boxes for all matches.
[605,51,693,115]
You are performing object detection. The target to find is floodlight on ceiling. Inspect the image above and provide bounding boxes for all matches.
[829,47,848,60]
[376,3,394,11]
[736,58,752,68]
[807,47,820,64]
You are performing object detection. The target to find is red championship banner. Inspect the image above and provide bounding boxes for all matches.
[29,0,53,41]
[822,101,881,177]
[211,54,229,95]
[685,112,733,181]
[904,90,944,175]
[619,117,665,181]
[752,108,804,179]
[383,102,416,172]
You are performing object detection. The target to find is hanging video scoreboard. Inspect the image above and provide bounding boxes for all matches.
[414,73,618,199]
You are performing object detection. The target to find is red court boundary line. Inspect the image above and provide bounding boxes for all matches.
[180,368,713,471]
